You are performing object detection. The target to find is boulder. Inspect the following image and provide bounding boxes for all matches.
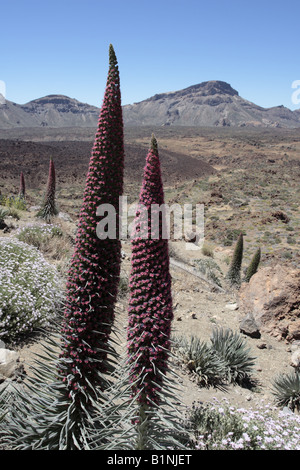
[239,312,261,338]
[239,264,300,342]
[225,302,238,311]
[290,349,300,369]
[0,349,21,381]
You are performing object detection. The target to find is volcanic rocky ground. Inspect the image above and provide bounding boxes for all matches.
[1,125,300,412]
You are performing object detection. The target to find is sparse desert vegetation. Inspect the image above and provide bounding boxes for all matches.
[1,52,300,451]
[1,123,300,450]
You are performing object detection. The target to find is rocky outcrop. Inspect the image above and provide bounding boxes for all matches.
[239,264,300,342]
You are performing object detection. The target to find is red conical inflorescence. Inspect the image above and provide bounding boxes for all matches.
[59,44,125,401]
[37,157,58,221]
[127,135,173,407]
[19,172,25,198]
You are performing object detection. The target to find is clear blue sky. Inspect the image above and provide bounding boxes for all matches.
[1,0,299,109]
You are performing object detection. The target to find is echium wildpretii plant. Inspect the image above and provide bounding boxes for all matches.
[37,157,58,222]
[19,171,25,198]
[244,247,261,283]
[127,135,186,449]
[226,232,243,287]
[59,42,124,404]
[0,44,126,450]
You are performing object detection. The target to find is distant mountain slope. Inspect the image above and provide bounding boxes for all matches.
[0,94,99,129]
[0,82,300,129]
[123,81,300,128]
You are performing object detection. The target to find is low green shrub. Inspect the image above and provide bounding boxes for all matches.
[5,195,26,211]
[201,243,214,258]
[272,371,300,412]
[173,335,227,388]
[193,258,223,287]
[210,327,256,386]
[15,224,63,249]
[173,327,256,388]
[7,207,20,220]
[0,208,9,223]
[118,272,129,298]
[287,235,296,245]
[222,228,246,247]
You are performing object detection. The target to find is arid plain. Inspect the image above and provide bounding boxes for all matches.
[0,124,300,409]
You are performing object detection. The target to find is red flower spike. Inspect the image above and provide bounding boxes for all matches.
[59,44,125,402]
[37,157,58,221]
[19,171,25,198]
[127,135,173,406]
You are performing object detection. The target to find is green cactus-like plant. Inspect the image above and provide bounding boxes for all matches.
[210,327,256,386]
[173,335,227,388]
[244,247,261,283]
[272,371,300,412]
[226,232,243,286]
[0,207,9,223]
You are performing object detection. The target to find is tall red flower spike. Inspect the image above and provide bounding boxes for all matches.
[37,157,58,221]
[127,135,173,407]
[19,171,25,198]
[60,44,125,401]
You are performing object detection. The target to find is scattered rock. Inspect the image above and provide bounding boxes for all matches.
[57,211,72,222]
[290,349,300,369]
[29,205,41,212]
[0,349,21,380]
[184,231,199,244]
[282,406,294,415]
[225,303,238,311]
[239,312,261,338]
[257,343,267,350]
[291,341,300,351]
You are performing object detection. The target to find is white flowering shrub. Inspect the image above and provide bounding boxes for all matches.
[185,398,300,450]
[0,238,64,341]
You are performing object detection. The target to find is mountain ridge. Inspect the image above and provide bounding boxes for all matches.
[0,94,99,129]
[123,80,300,128]
[1,81,299,129]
